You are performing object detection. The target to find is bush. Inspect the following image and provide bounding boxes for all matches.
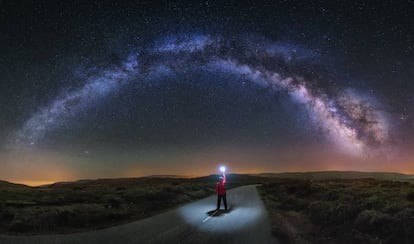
[171,186,185,194]
[116,186,126,191]
[322,189,341,201]
[35,210,62,231]
[9,220,33,232]
[146,190,175,202]
[122,190,146,203]
[189,189,208,199]
[395,208,414,239]
[279,196,307,211]
[0,207,15,223]
[406,191,414,201]
[308,201,334,225]
[383,200,411,214]
[104,195,123,208]
[56,209,72,226]
[359,195,386,210]
[285,180,312,196]
[332,203,360,225]
[354,210,396,239]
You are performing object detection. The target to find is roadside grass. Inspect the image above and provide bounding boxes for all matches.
[258,178,414,244]
[6,172,412,241]
[0,174,260,234]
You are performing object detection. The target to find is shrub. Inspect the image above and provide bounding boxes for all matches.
[395,208,414,239]
[359,195,386,210]
[285,180,312,196]
[146,190,175,202]
[122,190,146,203]
[332,203,360,225]
[9,220,33,232]
[354,210,396,239]
[0,207,15,223]
[406,191,414,202]
[166,185,185,194]
[34,210,62,231]
[104,195,123,208]
[279,196,307,211]
[116,186,126,191]
[56,209,72,226]
[383,200,411,214]
[107,211,128,221]
[189,189,208,199]
[308,201,334,225]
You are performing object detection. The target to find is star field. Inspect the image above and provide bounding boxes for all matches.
[0,0,413,184]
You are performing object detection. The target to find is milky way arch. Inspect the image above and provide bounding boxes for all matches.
[11,34,391,157]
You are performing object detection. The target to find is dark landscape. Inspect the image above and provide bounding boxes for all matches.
[260,178,414,243]
[0,174,261,234]
[2,171,414,244]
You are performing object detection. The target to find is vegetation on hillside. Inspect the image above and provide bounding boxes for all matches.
[0,174,260,234]
[259,178,414,243]
[3,171,414,242]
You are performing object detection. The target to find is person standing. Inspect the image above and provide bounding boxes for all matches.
[215,170,227,211]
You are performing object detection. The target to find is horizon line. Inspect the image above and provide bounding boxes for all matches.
[4,169,414,187]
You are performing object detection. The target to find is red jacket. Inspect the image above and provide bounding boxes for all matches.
[215,174,226,195]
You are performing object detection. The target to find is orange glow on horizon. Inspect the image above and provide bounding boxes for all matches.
[12,180,60,187]
[3,147,414,185]
[7,167,414,187]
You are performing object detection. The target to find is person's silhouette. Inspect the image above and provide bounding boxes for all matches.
[215,172,227,211]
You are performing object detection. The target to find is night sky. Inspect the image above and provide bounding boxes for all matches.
[1,0,413,185]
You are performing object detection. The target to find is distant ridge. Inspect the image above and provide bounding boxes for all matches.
[3,171,414,188]
[25,174,262,188]
[0,180,30,189]
[144,175,189,178]
[255,171,414,181]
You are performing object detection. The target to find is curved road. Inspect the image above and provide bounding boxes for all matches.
[0,185,278,244]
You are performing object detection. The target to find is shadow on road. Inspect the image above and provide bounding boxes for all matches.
[206,207,234,217]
